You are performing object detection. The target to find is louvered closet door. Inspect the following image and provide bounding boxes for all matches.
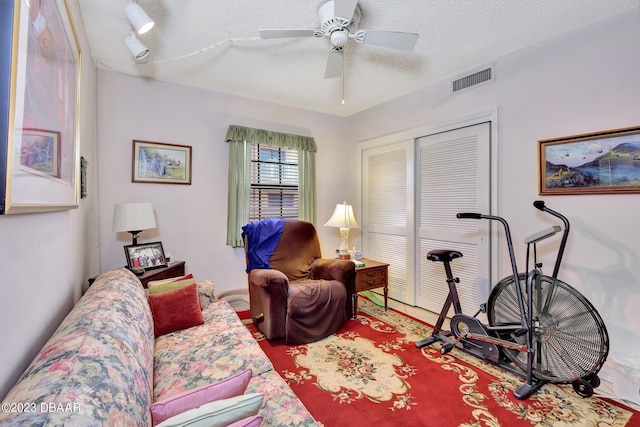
[417,122,491,316]
[362,140,415,304]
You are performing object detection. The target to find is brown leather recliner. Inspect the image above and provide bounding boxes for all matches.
[243,219,355,345]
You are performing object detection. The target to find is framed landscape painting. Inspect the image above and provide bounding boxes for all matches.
[538,126,640,195]
[132,140,192,185]
[0,0,81,214]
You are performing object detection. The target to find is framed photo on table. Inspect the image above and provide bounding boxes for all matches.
[0,0,81,214]
[538,126,640,195]
[124,242,168,271]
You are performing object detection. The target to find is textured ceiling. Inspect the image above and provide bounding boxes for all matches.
[78,0,639,117]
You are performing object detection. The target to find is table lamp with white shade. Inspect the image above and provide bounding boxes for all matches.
[324,201,359,253]
[113,202,157,245]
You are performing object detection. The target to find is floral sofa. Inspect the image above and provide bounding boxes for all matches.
[0,268,317,426]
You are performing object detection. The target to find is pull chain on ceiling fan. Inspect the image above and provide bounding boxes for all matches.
[259,0,419,86]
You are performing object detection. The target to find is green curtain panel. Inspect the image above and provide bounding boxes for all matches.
[225,125,317,247]
[226,140,252,247]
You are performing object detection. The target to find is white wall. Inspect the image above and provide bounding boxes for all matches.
[0,2,98,399]
[351,8,640,387]
[96,72,358,294]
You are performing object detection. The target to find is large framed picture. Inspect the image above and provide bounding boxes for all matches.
[132,140,192,185]
[538,126,640,195]
[0,0,81,214]
[124,241,168,271]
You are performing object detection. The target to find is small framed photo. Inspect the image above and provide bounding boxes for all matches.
[538,126,640,195]
[18,129,62,178]
[132,140,192,185]
[124,241,167,271]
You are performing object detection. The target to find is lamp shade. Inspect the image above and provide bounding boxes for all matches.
[113,202,157,233]
[324,202,359,229]
[124,2,155,35]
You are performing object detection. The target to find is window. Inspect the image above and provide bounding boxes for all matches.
[225,125,317,247]
[250,145,299,220]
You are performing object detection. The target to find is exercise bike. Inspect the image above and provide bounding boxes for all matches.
[416,201,609,400]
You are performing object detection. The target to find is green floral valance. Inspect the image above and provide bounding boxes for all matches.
[225,125,317,152]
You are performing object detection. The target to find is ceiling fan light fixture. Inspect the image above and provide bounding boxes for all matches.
[260,0,419,85]
[124,2,155,35]
[124,32,150,60]
[330,30,349,47]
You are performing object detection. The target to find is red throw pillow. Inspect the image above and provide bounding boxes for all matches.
[149,283,204,337]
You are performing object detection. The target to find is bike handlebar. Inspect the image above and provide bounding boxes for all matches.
[532,200,569,278]
[456,213,482,219]
[456,201,569,280]
[456,211,522,313]
[533,200,545,211]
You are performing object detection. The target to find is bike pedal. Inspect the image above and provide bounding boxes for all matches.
[479,303,487,313]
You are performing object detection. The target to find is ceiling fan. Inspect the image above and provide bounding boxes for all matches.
[259,0,419,79]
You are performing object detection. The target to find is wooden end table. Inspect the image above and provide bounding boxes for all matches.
[88,260,186,289]
[353,258,389,317]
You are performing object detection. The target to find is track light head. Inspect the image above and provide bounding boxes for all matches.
[124,2,154,35]
[124,32,150,60]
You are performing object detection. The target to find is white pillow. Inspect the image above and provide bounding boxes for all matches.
[156,393,264,427]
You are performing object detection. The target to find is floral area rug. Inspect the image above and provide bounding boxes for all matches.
[240,298,639,427]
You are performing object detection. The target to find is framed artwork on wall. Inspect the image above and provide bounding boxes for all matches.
[124,241,167,271]
[80,156,87,199]
[538,126,640,195]
[0,0,81,214]
[17,129,61,178]
[132,140,192,185]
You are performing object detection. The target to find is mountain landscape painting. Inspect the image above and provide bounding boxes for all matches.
[539,127,640,195]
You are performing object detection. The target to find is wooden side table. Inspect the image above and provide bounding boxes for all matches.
[353,259,389,317]
[137,261,186,288]
[88,261,186,289]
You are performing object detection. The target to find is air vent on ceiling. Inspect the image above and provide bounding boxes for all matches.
[451,65,494,94]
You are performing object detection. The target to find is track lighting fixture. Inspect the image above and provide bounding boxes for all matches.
[124,2,154,35]
[124,32,150,60]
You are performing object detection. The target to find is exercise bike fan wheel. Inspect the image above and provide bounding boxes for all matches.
[487,273,609,387]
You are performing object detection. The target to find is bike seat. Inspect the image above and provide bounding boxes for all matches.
[427,249,463,262]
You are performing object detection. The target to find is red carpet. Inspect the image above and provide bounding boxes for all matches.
[239,299,639,426]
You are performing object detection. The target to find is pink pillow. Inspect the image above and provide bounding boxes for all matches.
[151,369,253,425]
[227,415,263,427]
[149,283,204,337]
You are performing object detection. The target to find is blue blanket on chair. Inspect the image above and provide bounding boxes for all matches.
[242,218,285,273]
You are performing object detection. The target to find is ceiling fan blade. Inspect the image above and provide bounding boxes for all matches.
[333,0,359,22]
[324,48,343,79]
[356,30,419,51]
[258,29,319,39]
